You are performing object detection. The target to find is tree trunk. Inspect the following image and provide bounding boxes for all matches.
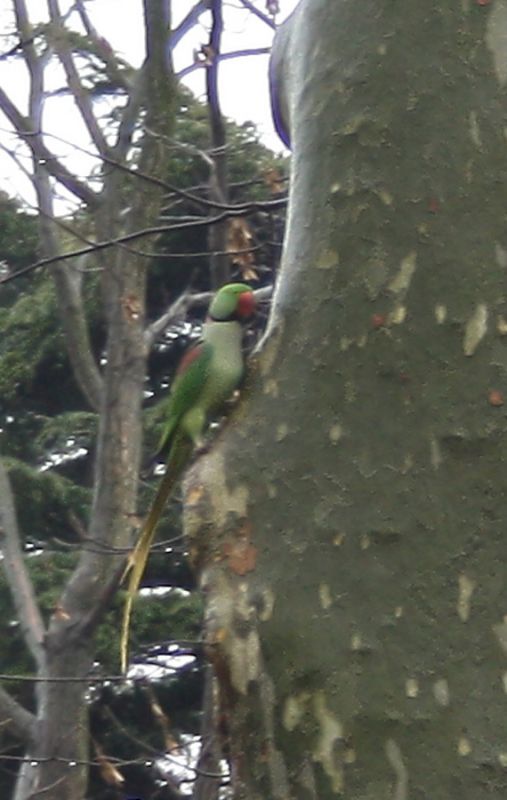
[184,2,507,798]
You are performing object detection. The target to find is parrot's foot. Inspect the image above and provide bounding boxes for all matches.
[225,389,241,407]
[193,439,209,458]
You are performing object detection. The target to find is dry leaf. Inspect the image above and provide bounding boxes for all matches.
[94,742,125,787]
[226,217,258,280]
[53,603,71,621]
[146,686,180,752]
[263,167,284,194]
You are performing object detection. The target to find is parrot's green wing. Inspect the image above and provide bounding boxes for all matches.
[155,340,213,459]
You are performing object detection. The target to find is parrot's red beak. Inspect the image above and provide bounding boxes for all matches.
[237,290,256,319]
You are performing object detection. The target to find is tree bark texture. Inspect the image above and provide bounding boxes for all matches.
[184,2,507,798]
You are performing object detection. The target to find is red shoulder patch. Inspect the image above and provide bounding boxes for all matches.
[176,343,203,377]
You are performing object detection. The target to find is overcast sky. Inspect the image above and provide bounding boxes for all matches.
[0,0,298,208]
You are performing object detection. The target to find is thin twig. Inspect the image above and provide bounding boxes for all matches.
[177,47,271,80]
[47,0,108,154]
[170,0,209,49]
[236,0,276,29]
[105,706,228,780]
[0,123,288,216]
[27,776,66,799]
[0,202,286,285]
[0,88,99,207]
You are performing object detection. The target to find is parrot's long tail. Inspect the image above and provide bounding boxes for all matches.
[140,419,178,477]
[120,431,193,673]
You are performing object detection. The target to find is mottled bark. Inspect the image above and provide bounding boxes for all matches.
[185,2,507,798]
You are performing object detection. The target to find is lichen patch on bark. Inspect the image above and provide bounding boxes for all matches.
[319,583,332,610]
[433,678,451,707]
[405,678,419,699]
[312,692,344,794]
[283,692,311,732]
[430,436,443,470]
[457,573,476,622]
[492,619,507,654]
[463,303,488,356]
[434,304,447,324]
[469,111,482,149]
[317,248,340,270]
[201,569,262,696]
[388,252,417,297]
[458,736,472,757]
[328,423,343,444]
[385,739,409,800]
[495,243,507,268]
[388,304,407,326]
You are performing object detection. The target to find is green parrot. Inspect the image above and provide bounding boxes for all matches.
[121,283,256,671]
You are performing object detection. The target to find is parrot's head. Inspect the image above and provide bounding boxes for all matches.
[208,283,256,322]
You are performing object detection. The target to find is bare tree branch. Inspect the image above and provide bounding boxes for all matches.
[0,138,37,187]
[74,0,98,39]
[73,558,127,638]
[177,47,271,80]
[0,461,46,670]
[50,258,104,411]
[13,0,41,68]
[0,200,286,285]
[111,64,145,160]
[206,0,230,287]
[36,184,104,411]
[47,0,108,155]
[26,775,66,798]
[110,240,265,261]
[2,3,99,205]
[32,157,103,412]
[0,103,104,413]
[144,289,207,346]
[170,0,210,49]
[237,0,276,29]
[18,1,104,412]
[1,124,286,215]
[0,685,34,743]
[0,86,99,207]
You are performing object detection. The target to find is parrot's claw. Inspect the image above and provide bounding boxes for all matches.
[193,439,209,457]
